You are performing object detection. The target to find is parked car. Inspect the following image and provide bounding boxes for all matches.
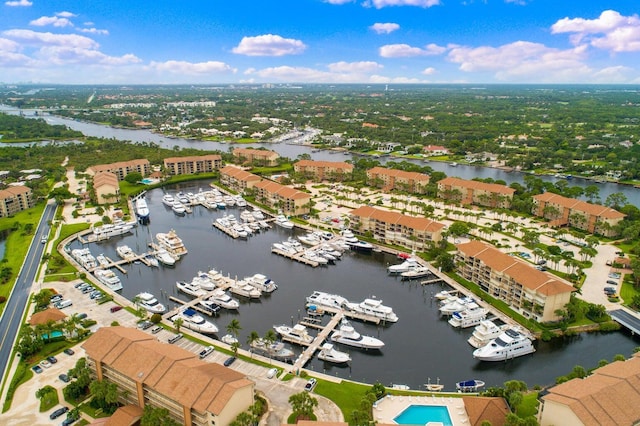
[47,355,58,364]
[606,280,618,285]
[604,287,616,295]
[138,320,153,330]
[74,282,85,289]
[151,326,163,334]
[199,346,214,359]
[223,356,237,367]
[49,406,69,420]
[63,348,75,356]
[304,378,317,392]
[266,368,278,379]
[50,294,63,303]
[39,359,52,369]
[59,373,70,383]
[61,417,78,426]
[110,305,123,313]
[168,333,183,344]
[31,365,43,374]
[76,313,88,320]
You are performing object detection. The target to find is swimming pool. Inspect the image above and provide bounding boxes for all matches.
[393,405,453,426]
[41,330,64,340]
[140,178,154,184]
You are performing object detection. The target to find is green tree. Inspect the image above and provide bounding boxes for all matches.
[226,318,242,339]
[289,391,318,421]
[124,171,143,184]
[140,405,181,426]
[173,317,183,333]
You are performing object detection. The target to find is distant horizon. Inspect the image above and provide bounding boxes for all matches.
[1,1,639,85]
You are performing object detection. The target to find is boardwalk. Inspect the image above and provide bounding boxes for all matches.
[288,312,344,374]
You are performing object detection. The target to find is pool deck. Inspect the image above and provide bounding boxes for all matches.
[373,394,470,425]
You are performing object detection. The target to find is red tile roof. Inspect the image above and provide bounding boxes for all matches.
[367,167,430,182]
[351,205,445,232]
[438,177,515,195]
[533,193,625,219]
[295,160,354,170]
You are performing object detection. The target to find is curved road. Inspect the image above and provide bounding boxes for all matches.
[0,201,57,382]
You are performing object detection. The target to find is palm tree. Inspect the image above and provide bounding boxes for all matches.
[173,317,183,333]
[247,331,260,358]
[226,319,242,339]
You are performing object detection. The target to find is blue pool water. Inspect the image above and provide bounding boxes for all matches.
[140,178,154,184]
[41,330,64,340]
[394,405,453,426]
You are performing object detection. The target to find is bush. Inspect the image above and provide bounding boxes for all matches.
[0,296,6,304]
[150,313,162,324]
[81,319,97,328]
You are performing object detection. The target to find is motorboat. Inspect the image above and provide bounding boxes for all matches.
[468,320,510,349]
[94,269,123,291]
[135,292,166,314]
[275,214,294,229]
[440,296,475,316]
[400,266,433,280]
[345,298,399,323]
[472,328,536,361]
[346,239,374,252]
[252,209,265,220]
[172,308,218,334]
[306,291,349,310]
[298,232,321,246]
[246,273,278,293]
[96,254,110,269]
[235,196,247,207]
[448,303,487,328]
[240,209,255,223]
[282,239,303,253]
[198,299,222,315]
[424,378,444,392]
[273,242,297,255]
[340,229,358,243]
[250,339,295,361]
[71,248,97,270]
[223,195,236,207]
[273,324,315,345]
[434,289,459,300]
[204,269,225,286]
[229,280,261,299]
[192,272,217,291]
[172,201,186,215]
[154,248,176,266]
[330,319,384,349]
[144,254,159,267]
[162,194,175,207]
[221,334,239,345]
[318,343,351,364]
[387,258,419,274]
[92,220,135,240]
[156,230,187,258]
[303,250,329,265]
[205,289,240,310]
[135,197,150,224]
[176,280,207,297]
[456,379,485,392]
[116,245,135,260]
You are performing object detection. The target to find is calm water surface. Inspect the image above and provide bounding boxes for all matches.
[68,181,639,391]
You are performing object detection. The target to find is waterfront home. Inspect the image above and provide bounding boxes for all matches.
[437,177,515,208]
[93,172,120,205]
[366,166,430,194]
[219,165,262,192]
[455,240,574,322]
[0,186,34,218]
[86,158,150,180]
[232,148,279,166]
[82,326,254,426]
[532,192,625,237]
[163,154,222,175]
[253,179,312,216]
[294,160,354,181]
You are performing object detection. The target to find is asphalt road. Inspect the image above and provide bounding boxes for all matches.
[0,201,57,382]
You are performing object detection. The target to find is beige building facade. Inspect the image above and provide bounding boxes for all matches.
[219,165,262,192]
[294,160,354,181]
[93,172,120,205]
[253,179,312,216]
[366,167,430,194]
[163,155,223,175]
[437,177,515,208]
[232,148,279,166]
[0,186,35,218]
[86,159,150,180]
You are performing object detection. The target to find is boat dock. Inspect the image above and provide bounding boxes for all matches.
[212,220,240,239]
[312,304,383,325]
[271,247,320,267]
[420,278,445,285]
[167,295,217,318]
[90,251,154,274]
[289,312,345,372]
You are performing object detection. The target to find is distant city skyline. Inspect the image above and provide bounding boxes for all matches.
[1,0,639,85]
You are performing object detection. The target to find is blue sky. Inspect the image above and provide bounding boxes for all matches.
[1,0,639,84]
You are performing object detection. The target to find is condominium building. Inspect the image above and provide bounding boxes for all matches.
[93,172,120,205]
[293,160,354,181]
[437,177,515,208]
[82,327,254,426]
[366,167,430,194]
[539,352,640,426]
[349,205,445,249]
[163,154,223,175]
[455,240,574,322]
[532,192,625,237]
[253,179,312,216]
[86,159,150,181]
[219,165,261,192]
[232,148,279,166]
[0,186,34,218]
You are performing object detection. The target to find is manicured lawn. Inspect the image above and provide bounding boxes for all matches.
[45,222,90,278]
[314,379,371,420]
[2,362,33,413]
[516,391,539,418]
[39,386,59,412]
[620,280,640,307]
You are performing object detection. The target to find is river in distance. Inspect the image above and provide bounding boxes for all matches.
[67,181,640,391]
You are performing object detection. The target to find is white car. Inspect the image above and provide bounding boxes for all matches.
[39,360,52,369]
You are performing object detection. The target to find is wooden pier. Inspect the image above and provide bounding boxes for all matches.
[420,278,445,285]
[271,247,319,267]
[308,304,382,325]
[90,251,155,274]
[289,312,345,373]
[212,220,240,239]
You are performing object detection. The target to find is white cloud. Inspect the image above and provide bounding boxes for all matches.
[29,16,74,28]
[327,61,383,72]
[5,0,32,6]
[370,23,400,34]
[504,0,527,5]
[36,46,141,65]
[3,29,99,49]
[232,34,306,56]
[591,66,634,82]
[78,28,109,35]
[55,11,77,18]
[551,10,640,52]
[149,60,236,75]
[379,43,446,57]
[364,0,440,9]
[369,75,430,83]
[448,41,593,82]
[324,0,354,4]
[422,67,436,75]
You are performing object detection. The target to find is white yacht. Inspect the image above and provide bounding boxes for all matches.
[198,299,221,316]
[330,319,384,349]
[298,232,321,246]
[135,292,166,314]
[144,254,159,267]
[346,239,374,252]
[176,280,207,297]
[172,308,218,334]
[235,196,247,207]
[246,273,278,293]
[273,324,315,345]
[472,328,536,361]
[116,245,135,260]
[439,296,475,316]
[318,343,351,364]
[94,269,123,291]
[92,220,135,240]
[435,289,459,300]
[448,303,487,328]
[275,214,294,229]
[172,201,186,215]
[162,194,175,207]
[249,339,295,361]
[71,248,97,270]
[306,291,349,310]
[387,258,419,274]
[191,273,217,291]
[468,320,510,349]
[154,248,176,266]
[303,250,329,265]
[221,334,239,345]
[204,269,225,286]
[251,209,265,220]
[205,289,240,310]
[156,230,187,258]
[345,298,399,323]
[135,198,150,224]
[229,280,261,299]
[96,254,110,269]
[400,266,433,280]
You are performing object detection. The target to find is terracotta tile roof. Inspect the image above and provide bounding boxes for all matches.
[542,353,640,426]
[82,327,252,416]
[104,404,143,426]
[350,205,445,232]
[461,396,510,426]
[220,165,261,182]
[438,177,515,195]
[456,241,575,296]
[93,172,119,189]
[254,179,311,200]
[28,307,66,325]
[295,160,354,170]
[367,166,430,182]
[88,159,149,173]
[233,148,279,158]
[533,193,625,219]
[164,154,221,163]
[0,186,31,199]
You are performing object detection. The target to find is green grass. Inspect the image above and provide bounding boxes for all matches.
[620,280,640,306]
[314,379,371,420]
[39,386,59,412]
[45,222,91,278]
[516,391,540,418]
[2,362,33,413]
[78,401,110,418]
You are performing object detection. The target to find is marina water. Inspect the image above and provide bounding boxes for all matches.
[69,182,639,391]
